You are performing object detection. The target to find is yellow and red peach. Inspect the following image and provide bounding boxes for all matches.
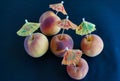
[67,58,89,80]
[39,11,61,36]
[24,33,49,58]
[50,34,74,57]
[81,34,104,57]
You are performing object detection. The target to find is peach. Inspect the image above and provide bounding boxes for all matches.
[24,33,49,58]
[81,34,104,57]
[67,58,89,80]
[50,34,74,57]
[39,11,61,36]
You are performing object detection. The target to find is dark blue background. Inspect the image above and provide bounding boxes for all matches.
[1,0,120,81]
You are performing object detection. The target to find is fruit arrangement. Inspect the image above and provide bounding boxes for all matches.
[16,1,104,80]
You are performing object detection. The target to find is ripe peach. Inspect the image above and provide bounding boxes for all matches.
[81,34,104,57]
[67,58,89,80]
[50,34,74,57]
[24,33,49,58]
[39,11,61,36]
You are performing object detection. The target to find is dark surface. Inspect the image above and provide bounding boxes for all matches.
[1,0,120,81]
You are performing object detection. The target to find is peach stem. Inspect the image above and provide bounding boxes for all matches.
[86,33,92,41]
[31,34,34,40]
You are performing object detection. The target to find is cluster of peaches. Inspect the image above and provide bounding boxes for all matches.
[17,1,104,80]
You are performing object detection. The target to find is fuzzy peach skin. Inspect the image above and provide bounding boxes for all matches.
[24,33,49,58]
[81,34,104,57]
[50,34,74,57]
[67,58,89,80]
[39,11,61,36]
